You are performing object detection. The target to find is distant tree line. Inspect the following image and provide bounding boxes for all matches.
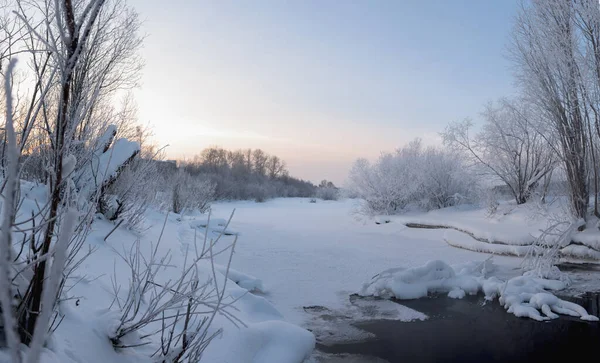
[180,146,316,202]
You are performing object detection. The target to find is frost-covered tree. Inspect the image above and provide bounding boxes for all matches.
[443,98,557,205]
[511,0,589,218]
[348,139,475,215]
[0,0,145,356]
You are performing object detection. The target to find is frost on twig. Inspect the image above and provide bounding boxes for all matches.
[522,219,583,283]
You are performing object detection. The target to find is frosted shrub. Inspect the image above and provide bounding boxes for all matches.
[419,147,475,210]
[316,186,339,201]
[522,220,582,283]
[481,188,500,216]
[102,157,159,230]
[171,170,216,214]
[348,139,476,216]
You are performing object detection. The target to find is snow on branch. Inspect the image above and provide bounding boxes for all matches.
[0,58,22,363]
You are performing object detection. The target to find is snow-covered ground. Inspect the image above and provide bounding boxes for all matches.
[211,199,522,325]
[388,201,600,262]
[10,196,600,363]
[207,198,533,360]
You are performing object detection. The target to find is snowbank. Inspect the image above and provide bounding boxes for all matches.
[360,260,481,300]
[215,265,265,293]
[203,284,315,363]
[560,245,600,261]
[571,230,600,251]
[229,321,315,363]
[393,203,600,261]
[360,260,598,322]
[4,184,314,363]
[444,229,533,256]
[395,204,541,246]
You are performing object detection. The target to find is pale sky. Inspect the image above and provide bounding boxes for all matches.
[129,0,517,185]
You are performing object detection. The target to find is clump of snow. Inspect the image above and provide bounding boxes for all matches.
[212,320,315,363]
[490,276,598,322]
[360,260,484,300]
[523,265,572,285]
[448,288,466,299]
[361,259,598,322]
[75,136,140,201]
[62,154,77,176]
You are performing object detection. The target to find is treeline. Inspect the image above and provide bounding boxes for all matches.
[181,147,316,201]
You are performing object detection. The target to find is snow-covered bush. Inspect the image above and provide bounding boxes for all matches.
[419,147,475,210]
[102,157,159,230]
[348,139,476,215]
[171,169,216,214]
[480,187,500,216]
[316,186,339,200]
[315,181,339,201]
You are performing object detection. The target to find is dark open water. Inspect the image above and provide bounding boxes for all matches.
[317,294,600,363]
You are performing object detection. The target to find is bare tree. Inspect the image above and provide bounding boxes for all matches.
[443,98,557,205]
[252,149,268,177]
[0,0,145,349]
[510,0,589,219]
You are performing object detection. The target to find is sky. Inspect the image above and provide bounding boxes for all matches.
[129,0,518,185]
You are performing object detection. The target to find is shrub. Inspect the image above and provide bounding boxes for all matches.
[348,139,477,215]
[316,186,339,201]
[171,170,216,214]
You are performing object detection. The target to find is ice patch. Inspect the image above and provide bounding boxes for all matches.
[350,298,427,322]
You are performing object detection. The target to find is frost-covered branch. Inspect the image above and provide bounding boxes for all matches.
[0,58,22,363]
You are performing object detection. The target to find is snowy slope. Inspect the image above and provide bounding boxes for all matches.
[393,202,545,246]
[4,185,315,363]
[390,201,600,261]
